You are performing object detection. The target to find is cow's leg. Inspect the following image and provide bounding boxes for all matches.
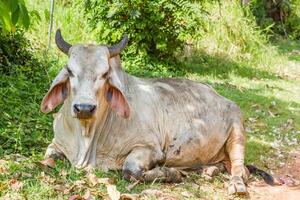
[225,123,249,195]
[44,142,65,160]
[122,147,163,181]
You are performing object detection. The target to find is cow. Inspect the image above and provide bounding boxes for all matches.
[41,29,273,195]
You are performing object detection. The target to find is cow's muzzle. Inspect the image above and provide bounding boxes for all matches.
[73,104,96,119]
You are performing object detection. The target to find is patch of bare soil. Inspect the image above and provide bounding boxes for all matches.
[248,149,300,200]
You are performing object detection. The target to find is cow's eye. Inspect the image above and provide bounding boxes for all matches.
[66,67,74,77]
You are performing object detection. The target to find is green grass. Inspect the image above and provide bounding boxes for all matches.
[1,0,300,199]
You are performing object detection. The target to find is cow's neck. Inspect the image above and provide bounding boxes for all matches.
[60,68,137,169]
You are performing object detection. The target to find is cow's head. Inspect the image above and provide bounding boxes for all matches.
[41,29,130,121]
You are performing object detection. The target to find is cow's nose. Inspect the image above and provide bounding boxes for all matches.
[73,104,96,119]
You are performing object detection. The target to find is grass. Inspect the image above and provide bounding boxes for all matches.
[0,0,300,199]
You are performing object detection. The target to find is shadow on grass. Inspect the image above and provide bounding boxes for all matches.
[212,82,300,166]
[274,39,300,62]
[183,50,279,80]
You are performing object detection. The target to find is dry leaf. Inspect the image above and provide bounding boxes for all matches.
[5,154,28,162]
[83,189,94,200]
[68,194,83,200]
[86,173,111,186]
[120,193,138,200]
[39,172,56,184]
[180,191,192,198]
[0,160,8,165]
[53,184,71,194]
[74,180,86,189]
[9,179,23,191]
[86,173,100,186]
[0,166,8,174]
[59,169,68,177]
[0,164,8,178]
[0,182,8,192]
[40,158,56,168]
[106,184,120,200]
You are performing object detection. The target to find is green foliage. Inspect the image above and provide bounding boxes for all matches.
[192,1,276,67]
[0,72,52,156]
[0,0,37,33]
[83,0,197,60]
[0,30,35,75]
[250,0,300,39]
[0,30,53,156]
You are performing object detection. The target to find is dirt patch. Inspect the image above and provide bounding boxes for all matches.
[248,149,300,200]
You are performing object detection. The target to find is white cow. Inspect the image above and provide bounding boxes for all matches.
[41,29,273,195]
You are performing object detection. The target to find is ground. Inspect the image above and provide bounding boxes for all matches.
[0,38,300,199]
[248,148,300,200]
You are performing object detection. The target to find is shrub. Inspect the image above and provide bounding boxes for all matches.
[0,30,53,156]
[83,0,197,61]
[250,0,300,39]
[0,30,36,76]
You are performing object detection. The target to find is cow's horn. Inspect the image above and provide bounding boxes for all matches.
[108,34,128,57]
[55,29,72,55]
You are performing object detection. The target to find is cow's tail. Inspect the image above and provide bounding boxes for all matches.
[246,165,274,185]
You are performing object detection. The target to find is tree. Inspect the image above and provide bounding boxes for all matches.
[0,0,38,33]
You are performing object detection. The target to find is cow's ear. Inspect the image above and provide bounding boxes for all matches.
[105,56,130,118]
[105,85,130,118]
[41,67,70,113]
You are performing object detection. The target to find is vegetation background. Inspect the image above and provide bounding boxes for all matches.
[0,0,299,199]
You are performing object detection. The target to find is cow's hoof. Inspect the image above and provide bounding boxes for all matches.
[227,176,247,195]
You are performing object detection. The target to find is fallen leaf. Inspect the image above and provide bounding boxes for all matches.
[74,180,86,189]
[0,160,8,165]
[4,154,27,162]
[0,166,8,174]
[99,178,112,184]
[83,189,94,200]
[120,193,138,200]
[40,158,56,168]
[59,169,68,177]
[181,191,192,198]
[9,179,23,191]
[68,194,83,200]
[53,184,71,194]
[39,172,56,184]
[86,173,100,186]
[106,184,120,200]
[0,182,8,192]
[86,173,112,186]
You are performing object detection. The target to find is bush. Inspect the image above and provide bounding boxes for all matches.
[83,0,197,61]
[193,1,273,63]
[0,30,36,76]
[250,0,300,39]
[0,30,53,156]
